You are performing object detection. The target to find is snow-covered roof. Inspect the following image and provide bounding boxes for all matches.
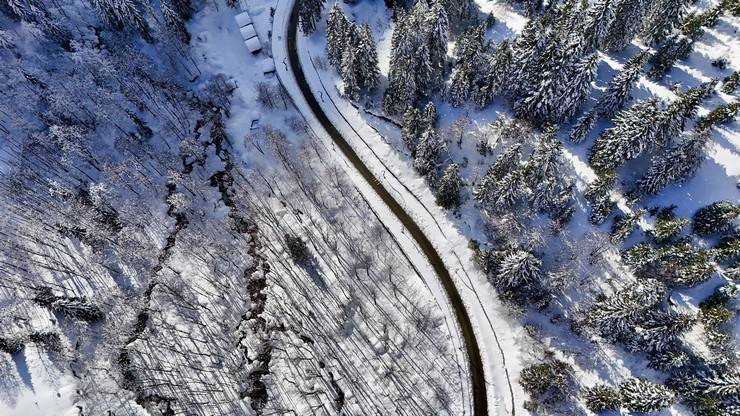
[244,37,261,53]
[261,58,275,73]
[234,12,252,27]
[239,24,257,41]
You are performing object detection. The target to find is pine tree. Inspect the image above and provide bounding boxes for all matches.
[509,19,545,97]
[525,126,564,184]
[340,44,360,100]
[610,209,645,243]
[648,207,688,243]
[413,125,442,177]
[436,163,463,209]
[597,51,649,117]
[584,172,617,224]
[569,110,597,144]
[326,4,350,68]
[474,40,512,108]
[692,201,740,236]
[426,0,449,88]
[653,81,715,146]
[584,384,622,412]
[590,98,662,173]
[641,0,689,44]
[354,24,381,90]
[440,0,477,29]
[619,379,675,413]
[648,33,694,79]
[558,53,598,121]
[161,0,190,43]
[699,101,740,129]
[490,169,527,211]
[299,0,325,35]
[401,106,422,155]
[699,371,740,399]
[91,0,152,40]
[722,71,739,94]
[588,279,665,339]
[603,0,651,51]
[632,310,694,352]
[473,143,522,205]
[581,0,615,52]
[495,249,542,289]
[447,65,472,107]
[636,129,708,195]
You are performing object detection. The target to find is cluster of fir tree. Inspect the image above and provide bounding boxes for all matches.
[383,0,451,115]
[298,0,325,35]
[472,121,576,229]
[326,5,380,99]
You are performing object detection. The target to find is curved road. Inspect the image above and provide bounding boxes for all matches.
[285,6,489,416]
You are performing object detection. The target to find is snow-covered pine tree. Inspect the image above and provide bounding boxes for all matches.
[699,101,740,129]
[161,0,190,43]
[692,200,740,236]
[426,0,449,88]
[589,98,662,173]
[722,71,739,94]
[401,106,421,155]
[474,40,512,108]
[619,378,675,413]
[603,0,651,51]
[632,310,694,352]
[584,384,622,412]
[495,249,542,289]
[653,81,715,146]
[597,51,649,117]
[569,110,598,144]
[640,0,689,44]
[422,101,437,127]
[584,172,617,224]
[610,208,645,243]
[525,125,564,184]
[354,24,381,90]
[91,0,151,40]
[440,0,477,30]
[326,4,350,68]
[340,43,361,100]
[446,65,472,107]
[581,0,615,52]
[490,169,527,211]
[509,19,545,98]
[413,125,442,177]
[558,53,598,121]
[298,0,324,34]
[648,33,694,79]
[698,371,740,400]
[588,279,665,339]
[473,143,522,206]
[648,207,688,243]
[636,129,709,195]
[436,163,463,208]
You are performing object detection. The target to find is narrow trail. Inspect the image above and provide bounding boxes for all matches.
[284,6,489,416]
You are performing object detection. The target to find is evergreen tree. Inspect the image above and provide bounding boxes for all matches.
[495,249,542,289]
[422,101,437,127]
[584,172,617,224]
[413,125,442,176]
[590,98,662,173]
[721,71,739,94]
[640,0,688,44]
[509,19,545,97]
[597,51,649,117]
[569,110,597,144]
[447,65,472,107]
[436,163,463,209]
[619,378,675,413]
[610,209,645,243]
[648,207,688,243]
[559,53,599,121]
[340,44,361,100]
[603,0,651,51]
[636,129,708,195]
[581,0,615,52]
[648,33,694,79]
[440,0,478,30]
[584,384,622,412]
[354,24,381,90]
[588,279,665,339]
[653,81,715,146]
[426,0,449,88]
[91,0,151,40]
[473,143,522,206]
[525,126,564,184]
[632,310,694,352]
[698,371,740,399]
[490,169,527,211]
[401,106,422,155]
[698,101,740,129]
[692,201,740,236]
[299,0,325,35]
[326,4,350,68]
[474,40,512,108]
[161,0,190,43]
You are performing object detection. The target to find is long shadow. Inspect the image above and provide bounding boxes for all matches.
[285,6,495,416]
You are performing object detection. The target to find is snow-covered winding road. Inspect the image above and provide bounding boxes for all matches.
[270,1,526,415]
